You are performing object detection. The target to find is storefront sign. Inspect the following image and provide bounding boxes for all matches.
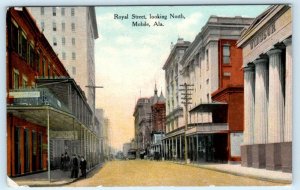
[249,22,276,50]
[9,91,40,98]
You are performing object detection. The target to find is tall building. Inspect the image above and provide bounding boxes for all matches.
[27,7,98,110]
[237,5,292,172]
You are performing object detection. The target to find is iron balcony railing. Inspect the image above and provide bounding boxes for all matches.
[186,122,228,135]
[8,88,71,114]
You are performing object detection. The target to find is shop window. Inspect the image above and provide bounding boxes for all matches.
[223,44,230,64]
[24,129,30,173]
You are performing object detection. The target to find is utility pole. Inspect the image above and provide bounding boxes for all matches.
[179,83,193,164]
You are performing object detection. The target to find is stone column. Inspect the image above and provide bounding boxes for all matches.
[266,48,284,170]
[252,58,268,168]
[282,38,292,172]
[175,136,178,160]
[241,65,255,167]
[179,135,182,160]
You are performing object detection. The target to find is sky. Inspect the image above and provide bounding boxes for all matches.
[94,5,269,151]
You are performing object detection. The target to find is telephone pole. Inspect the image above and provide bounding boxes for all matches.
[179,83,193,164]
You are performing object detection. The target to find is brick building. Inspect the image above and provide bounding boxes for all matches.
[6,7,100,178]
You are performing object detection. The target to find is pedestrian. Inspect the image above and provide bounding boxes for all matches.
[64,152,70,171]
[70,154,79,178]
[60,154,65,170]
[80,156,87,178]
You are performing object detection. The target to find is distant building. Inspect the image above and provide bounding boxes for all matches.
[123,143,131,157]
[237,5,292,172]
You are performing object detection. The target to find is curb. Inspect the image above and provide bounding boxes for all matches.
[168,161,292,185]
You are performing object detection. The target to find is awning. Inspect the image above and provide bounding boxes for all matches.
[189,102,228,113]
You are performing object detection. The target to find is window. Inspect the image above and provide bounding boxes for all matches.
[71,23,75,32]
[41,7,44,15]
[28,43,34,67]
[41,21,45,31]
[207,93,209,103]
[72,52,76,60]
[223,44,230,64]
[72,66,76,75]
[53,37,57,46]
[52,7,56,16]
[62,22,65,32]
[62,37,65,45]
[61,8,65,16]
[206,79,209,85]
[206,49,209,71]
[48,64,51,78]
[42,59,46,77]
[71,8,75,16]
[13,69,19,89]
[72,38,75,45]
[19,31,27,59]
[62,52,66,60]
[35,52,40,72]
[53,22,56,31]
[22,75,28,88]
[11,21,18,51]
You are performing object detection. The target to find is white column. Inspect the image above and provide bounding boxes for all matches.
[243,65,255,145]
[254,58,269,144]
[267,48,284,143]
[283,38,292,142]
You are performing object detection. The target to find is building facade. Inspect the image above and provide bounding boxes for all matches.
[27,7,98,111]
[6,7,100,178]
[237,5,292,172]
[162,16,253,162]
[162,38,190,160]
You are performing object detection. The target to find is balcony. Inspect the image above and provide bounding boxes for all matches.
[8,88,70,114]
[186,122,228,136]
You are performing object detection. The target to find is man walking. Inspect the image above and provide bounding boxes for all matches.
[80,156,87,178]
[71,154,79,178]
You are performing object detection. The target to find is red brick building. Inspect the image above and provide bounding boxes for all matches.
[6,7,69,177]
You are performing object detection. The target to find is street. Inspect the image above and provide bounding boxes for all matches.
[65,160,283,186]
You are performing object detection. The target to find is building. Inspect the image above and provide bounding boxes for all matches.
[6,7,100,178]
[162,16,253,162]
[133,97,152,157]
[122,142,131,157]
[27,7,98,112]
[162,38,190,160]
[150,86,166,157]
[237,5,292,172]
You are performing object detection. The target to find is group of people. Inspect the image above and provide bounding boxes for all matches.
[61,152,87,178]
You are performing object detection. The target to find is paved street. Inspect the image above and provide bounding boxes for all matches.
[65,160,285,186]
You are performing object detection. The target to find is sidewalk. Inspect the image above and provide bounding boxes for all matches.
[9,163,104,187]
[172,161,292,184]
